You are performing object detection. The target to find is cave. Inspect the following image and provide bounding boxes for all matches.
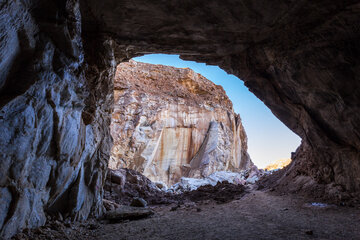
[108,54,300,187]
[1,0,360,239]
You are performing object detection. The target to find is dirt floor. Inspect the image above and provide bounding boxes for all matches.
[14,189,360,240]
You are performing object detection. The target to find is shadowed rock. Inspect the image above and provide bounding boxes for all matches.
[130,197,148,208]
[1,0,360,238]
[104,206,154,223]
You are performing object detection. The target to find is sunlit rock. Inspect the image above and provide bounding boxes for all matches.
[109,60,253,186]
[169,171,247,194]
[264,159,292,171]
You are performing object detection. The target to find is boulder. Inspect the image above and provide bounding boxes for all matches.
[104,206,154,223]
[130,198,148,208]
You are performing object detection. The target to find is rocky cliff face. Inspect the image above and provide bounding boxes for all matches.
[1,0,360,238]
[0,1,115,238]
[110,60,252,186]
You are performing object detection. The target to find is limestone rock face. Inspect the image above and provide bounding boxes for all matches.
[110,60,252,186]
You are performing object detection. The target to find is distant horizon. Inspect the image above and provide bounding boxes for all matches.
[133,54,301,168]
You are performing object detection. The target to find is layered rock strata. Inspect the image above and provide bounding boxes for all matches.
[110,60,252,186]
[1,0,360,238]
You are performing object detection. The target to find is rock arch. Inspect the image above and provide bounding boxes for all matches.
[0,0,359,237]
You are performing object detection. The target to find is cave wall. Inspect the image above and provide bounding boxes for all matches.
[0,0,114,238]
[1,0,360,237]
[82,0,360,198]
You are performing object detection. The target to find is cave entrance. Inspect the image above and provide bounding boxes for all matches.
[109,53,300,189]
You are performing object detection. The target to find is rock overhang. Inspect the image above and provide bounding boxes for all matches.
[1,0,360,238]
[81,0,360,195]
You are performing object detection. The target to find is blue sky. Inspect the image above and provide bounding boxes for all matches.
[133,54,301,168]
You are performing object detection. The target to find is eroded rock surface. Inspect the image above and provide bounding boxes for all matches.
[86,0,360,202]
[0,1,114,238]
[110,60,252,186]
[104,168,172,206]
[264,159,292,171]
[104,206,154,223]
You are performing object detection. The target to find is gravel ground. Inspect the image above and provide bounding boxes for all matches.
[14,189,360,240]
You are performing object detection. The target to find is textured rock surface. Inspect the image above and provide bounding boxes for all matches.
[104,168,247,206]
[104,206,154,223]
[264,159,292,171]
[110,60,252,186]
[0,0,114,238]
[82,0,360,200]
[104,168,173,206]
[169,171,247,194]
[1,0,360,238]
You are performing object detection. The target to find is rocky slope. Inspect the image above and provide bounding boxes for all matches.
[0,1,115,238]
[264,159,292,171]
[109,60,252,186]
